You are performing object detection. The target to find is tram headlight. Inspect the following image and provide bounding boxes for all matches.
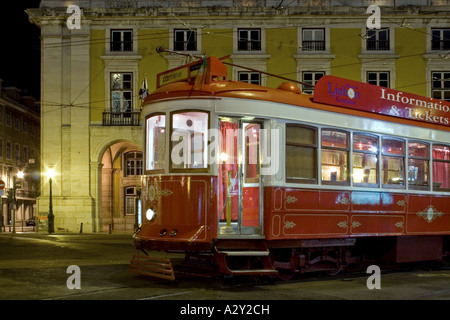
[145,208,157,222]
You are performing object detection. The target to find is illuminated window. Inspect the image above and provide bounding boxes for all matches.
[321,129,349,185]
[244,123,260,183]
[286,124,317,183]
[382,138,405,188]
[111,72,133,113]
[408,141,430,190]
[124,151,143,177]
[124,186,137,216]
[353,134,378,187]
[171,111,209,171]
[145,114,166,172]
[433,144,450,191]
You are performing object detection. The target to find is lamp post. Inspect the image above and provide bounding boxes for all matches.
[47,168,55,234]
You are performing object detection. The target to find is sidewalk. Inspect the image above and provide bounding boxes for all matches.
[0,230,135,241]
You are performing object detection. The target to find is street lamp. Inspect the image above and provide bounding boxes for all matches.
[47,168,55,234]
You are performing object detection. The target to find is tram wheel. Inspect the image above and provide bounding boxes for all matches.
[325,264,342,276]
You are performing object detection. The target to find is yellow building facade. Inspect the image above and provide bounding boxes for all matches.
[28,0,450,232]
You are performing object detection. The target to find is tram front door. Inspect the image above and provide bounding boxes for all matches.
[218,117,263,237]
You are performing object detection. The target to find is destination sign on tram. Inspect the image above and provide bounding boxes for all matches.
[313,75,450,128]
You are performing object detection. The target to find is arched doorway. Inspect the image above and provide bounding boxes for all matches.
[100,140,142,232]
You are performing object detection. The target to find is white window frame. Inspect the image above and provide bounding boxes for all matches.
[366,71,390,88]
[105,27,138,55]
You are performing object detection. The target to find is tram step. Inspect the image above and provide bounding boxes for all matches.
[128,253,175,281]
[220,250,269,257]
[228,269,278,275]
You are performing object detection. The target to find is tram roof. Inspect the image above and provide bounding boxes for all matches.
[144,56,450,133]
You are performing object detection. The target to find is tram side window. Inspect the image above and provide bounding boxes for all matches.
[171,111,209,171]
[433,145,450,191]
[382,138,405,188]
[353,134,378,187]
[285,124,317,184]
[145,114,166,172]
[321,129,349,185]
[408,141,430,190]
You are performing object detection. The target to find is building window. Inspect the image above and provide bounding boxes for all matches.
[124,186,137,215]
[302,28,325,51]
[432,144,450,191]
[23,146,28,164]
[286,124,317,183]
[146,114,166,172]
[366,28,390,51]
[174,29,197,51]
[237,28,261,51]
[382,137,405,188]
[238,71,261,85]
[367,71,389,88]
[431,71,450,101]
[408,141,430,190]
[302,72,324,94]
[14,114,20,131]
[15,143,20,164]
[353,134,378,187]
[111,72,133,113]
[124,151,143,177]
[431,28,450,51]
[0,139,3,158]
[110,29,133,52]
[321,129,349,185]
[171,111,209,171]
[6,141,11,160]
[23,118,28,134]
[6,109,10,127]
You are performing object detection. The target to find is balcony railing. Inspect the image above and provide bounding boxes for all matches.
[16,190,39,199]
[103,112,141,126]
[367,40,390,51]
[432,40,450,51]
[302,41,325,51]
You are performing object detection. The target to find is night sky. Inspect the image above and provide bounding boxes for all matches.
[0,1,41,99]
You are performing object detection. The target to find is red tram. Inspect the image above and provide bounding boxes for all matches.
[130,55,450,280]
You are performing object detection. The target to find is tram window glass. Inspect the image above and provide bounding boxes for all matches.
[353,134,378,186]
[321,129,349,185]
[244,123,260,183]
[286,124,317,183]
[381,138,405,188]
[145,114,166,172]
[171,111,209,171]
[408,142,430,190]
[433,145,450,191]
